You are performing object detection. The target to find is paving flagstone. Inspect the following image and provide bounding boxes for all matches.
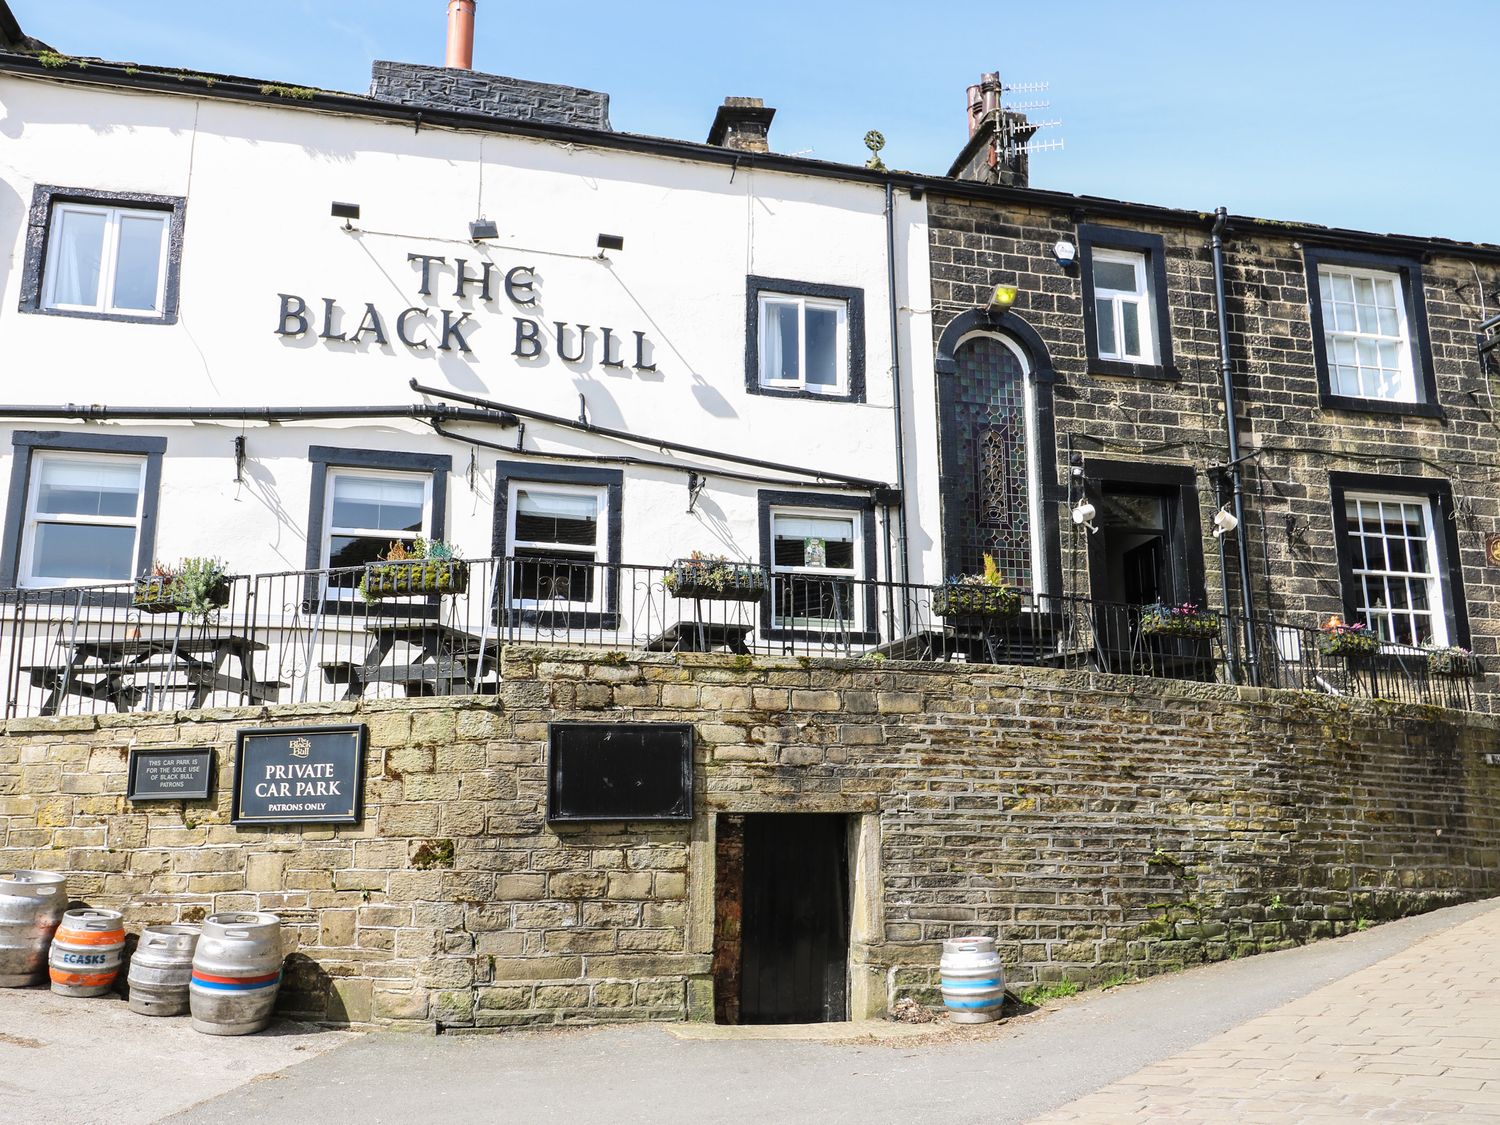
[1036,903,1500,1123]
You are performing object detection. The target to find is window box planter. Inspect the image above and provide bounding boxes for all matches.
[932,583,1022,621]
[664,559,768,602]
[1427,647,1482,678]
[131,576,232,615]
[359,559,469,601]
[1316,625,1379,659]
[1138,603,1221,641]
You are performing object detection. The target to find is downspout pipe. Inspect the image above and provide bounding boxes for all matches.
[885,182,913,628]
[1210,207,1261,684]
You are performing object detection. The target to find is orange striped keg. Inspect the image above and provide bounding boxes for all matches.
[49,908,126,997]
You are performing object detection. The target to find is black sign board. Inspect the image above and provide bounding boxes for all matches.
[127,747,215,802]
[231,724,367,826]
[547,722,693,822]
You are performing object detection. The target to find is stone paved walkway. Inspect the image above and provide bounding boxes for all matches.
[1038,902,1500,1123]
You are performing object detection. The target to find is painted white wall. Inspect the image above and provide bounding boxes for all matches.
[0,75,941,590]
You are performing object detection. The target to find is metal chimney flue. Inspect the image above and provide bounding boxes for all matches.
[446,0,475,70]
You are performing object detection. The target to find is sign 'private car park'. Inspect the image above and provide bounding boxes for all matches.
[231,724,367,825]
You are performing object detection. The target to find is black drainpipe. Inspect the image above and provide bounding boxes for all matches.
[1210,207,1260,683]
[884,182,913,628]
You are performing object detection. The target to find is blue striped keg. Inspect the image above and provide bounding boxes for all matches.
[939,935,1005,1023]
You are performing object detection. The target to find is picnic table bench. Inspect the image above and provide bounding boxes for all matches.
[21,633,283,715]
[644,621,753,656]
[320,621,501,699]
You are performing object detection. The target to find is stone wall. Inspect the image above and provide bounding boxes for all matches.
[368,61,610,129]
[926,194,1500,712]
[2,648,1498,1030]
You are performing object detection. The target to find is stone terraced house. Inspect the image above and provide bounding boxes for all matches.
[0,2,1496,1032]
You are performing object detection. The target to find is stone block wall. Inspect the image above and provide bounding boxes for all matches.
[926,194,1500,711]
[2,648,1498,1029]
[368,61,610,129]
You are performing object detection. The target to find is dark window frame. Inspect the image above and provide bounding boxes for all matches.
[302,446,451,616]
[492,460,623,631]
[19,184,189,326]
[1328,471,1468,647]
[1077,223,1177,381]
[757,489,879,644]
[1303,246,1440,418]
[1081,459,1209,609]
[744,275,866,403]
[0,430,167,596]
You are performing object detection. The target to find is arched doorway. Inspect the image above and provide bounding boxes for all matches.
[938,331,1043,589]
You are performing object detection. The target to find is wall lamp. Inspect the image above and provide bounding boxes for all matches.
[330,201,360,230]
[596,233,625,258]
[1071,499,1098,534]
[988,283,1019,311]
[469,218,499,241]
[1053,239,1078,269]
[1212,506,1239,538]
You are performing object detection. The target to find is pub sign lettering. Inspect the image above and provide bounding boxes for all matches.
[231,724,367,825]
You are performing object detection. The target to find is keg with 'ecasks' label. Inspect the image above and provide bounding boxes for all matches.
[49,908,126,997]
[127,924,201,1016]
[190,912,283,1035]
[0,870,68,987]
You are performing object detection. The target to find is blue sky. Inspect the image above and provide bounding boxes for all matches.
[14,1,1497,243]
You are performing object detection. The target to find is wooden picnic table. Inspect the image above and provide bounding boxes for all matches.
[21,632,281,715]
[321,621,501,699]
[644,621,753,656]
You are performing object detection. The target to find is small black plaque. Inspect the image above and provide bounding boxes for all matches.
[127,747,215,802]
[231,724,366,825]
[547,722,693,823]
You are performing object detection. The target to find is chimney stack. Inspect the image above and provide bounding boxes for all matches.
[707,97,776,154]
[951,72,1031,189]
[446,0,476,70]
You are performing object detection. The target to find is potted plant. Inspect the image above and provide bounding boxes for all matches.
[359,538,468,601]
[1426,644,1483,678]
[663,552,768,602]
[932,553,1022,620]
[1139,601,1221,640]
[132,557,232,618]
[1316,617,1379,658]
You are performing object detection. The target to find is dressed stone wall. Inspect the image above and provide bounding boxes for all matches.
[1,648,1497,1030]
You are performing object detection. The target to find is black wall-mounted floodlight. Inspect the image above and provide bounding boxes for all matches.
[330,201,360,230]
[469,219,499,241]
[596,233,625,253]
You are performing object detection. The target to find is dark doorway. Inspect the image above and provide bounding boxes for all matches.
[715,814,850,1025]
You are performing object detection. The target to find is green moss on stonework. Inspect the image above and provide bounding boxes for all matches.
[410,839,455,870]
[260,83,318,100]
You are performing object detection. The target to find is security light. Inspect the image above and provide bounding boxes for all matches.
[330,201,360,230]
[469,219,499,241]
[596,233,625,253]
[989,283,1019,310]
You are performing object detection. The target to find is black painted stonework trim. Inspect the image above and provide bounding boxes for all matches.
[1077,224,1177,381]
[492,460,624,630]
[19,184,188,325]
[1328,472,1469,647]
[1302,246,1441,418]
[1,430,167,589]
[756,489,879,644]
[932,309,1064,597]
[744,276,866,403]
[302,446,452,614]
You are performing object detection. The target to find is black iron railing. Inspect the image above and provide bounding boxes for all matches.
[0,558,1479,717]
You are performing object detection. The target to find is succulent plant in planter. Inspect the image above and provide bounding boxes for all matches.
[133,557,232,618]
[932,553,1022,620]
[359,538,468,602]
[1426,644,1482,678]
[663,552,768,602]
[1139,601,1221,640]
[1316,617,1379,658]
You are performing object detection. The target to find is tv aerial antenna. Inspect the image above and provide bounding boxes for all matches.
[998,80,1064,163]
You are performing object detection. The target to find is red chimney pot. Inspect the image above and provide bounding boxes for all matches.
[446,0,476,70]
